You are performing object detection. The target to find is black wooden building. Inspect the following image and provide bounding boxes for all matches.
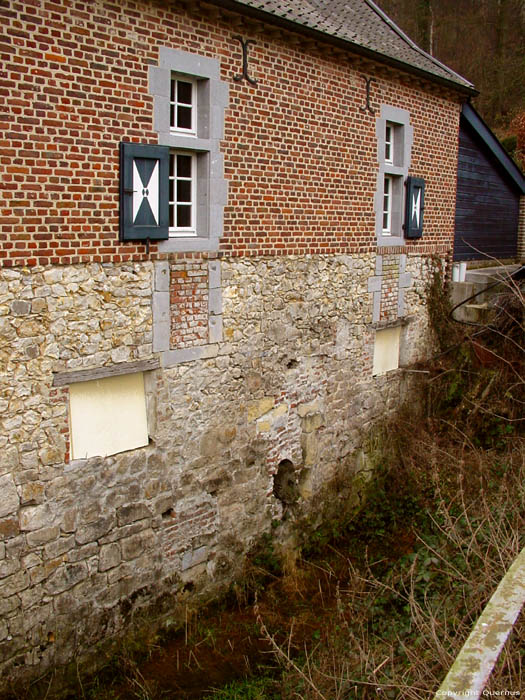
[454,103,525,261]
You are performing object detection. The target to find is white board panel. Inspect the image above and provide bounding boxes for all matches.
[373,326,401,376]
[69,372,148,460]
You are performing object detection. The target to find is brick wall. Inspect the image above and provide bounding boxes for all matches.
[170,255,209,349]
[1,0,461,267]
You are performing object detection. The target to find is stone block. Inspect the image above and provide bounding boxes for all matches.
[99,543,121,572]
[44,562,88,595]
[19,482,45,506]
[0,447,19,475]
[38,445,64,466]
[67,542,99,563]
[297,400,320,418]
[0,570,30,597]
[0,558,20,580]
[75,515,115,546]
[247,397,274,422]
[29,558,63,586]
[154,261,170,291]
[208,314,223,343]
[181,546,208,572]
[301,412,324,433]
[367,276,382,293]
[10,300,31,316]
[208,287,222,315]
[61,509,77,534]
[301,432,319,466]
[19,504,52,532]
[117,503,152,526]
[26,526,60,547]
[44,536,75,559]
[120,530,155,561]
[0,475,19,518]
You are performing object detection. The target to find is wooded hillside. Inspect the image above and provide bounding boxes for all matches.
[377,0,525,137]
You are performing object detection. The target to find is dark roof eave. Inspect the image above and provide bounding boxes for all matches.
[205,0,479,97]
[462,103,525,194]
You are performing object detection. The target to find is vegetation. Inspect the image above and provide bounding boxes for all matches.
[376,0,525,162]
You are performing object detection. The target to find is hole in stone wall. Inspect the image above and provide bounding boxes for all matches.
[162,507,174,519]
[286,358,298,369]
[273,459,299,504]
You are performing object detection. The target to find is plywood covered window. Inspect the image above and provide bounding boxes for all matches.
[373,326,401,376]
[69,373,149,460]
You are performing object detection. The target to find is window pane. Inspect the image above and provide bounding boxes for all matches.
[177,105,192,129]
[169,204,174,228]
[177,154,192,178]
[383,212,389,230]
[170,104,175,128]
[177,179,192,202]
[177,205,192,228]
[177,80,193,105]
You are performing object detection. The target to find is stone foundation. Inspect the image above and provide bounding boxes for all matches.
[0,251,438,687]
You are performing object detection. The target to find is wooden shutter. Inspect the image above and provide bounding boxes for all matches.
[120,143,169,241]
[404,177,425,239]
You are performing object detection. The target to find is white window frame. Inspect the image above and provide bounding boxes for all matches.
[382,175,392,234]
[375,106,414,247]
[150,48,229,252]
[385,122,394,165]
[170,76,197,136]
[169,151,197,237]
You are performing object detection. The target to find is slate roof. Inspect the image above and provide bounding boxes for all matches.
[209,0,476,94]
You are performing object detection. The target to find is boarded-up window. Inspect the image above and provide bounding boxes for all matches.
[69,373,149,460]
[373,327,401,376]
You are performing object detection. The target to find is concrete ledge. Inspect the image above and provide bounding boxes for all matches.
[53,359,161,387]
[162,344,219,368]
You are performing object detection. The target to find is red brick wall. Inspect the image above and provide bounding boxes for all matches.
[380,254,399,321]
[0,0,461,267]
[170,255,209,349]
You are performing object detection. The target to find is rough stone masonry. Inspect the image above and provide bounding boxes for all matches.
[0,0,466,689]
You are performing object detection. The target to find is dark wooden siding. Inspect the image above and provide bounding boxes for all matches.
[454,120,519,261]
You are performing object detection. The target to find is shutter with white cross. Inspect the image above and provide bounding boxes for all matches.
[404,177,425,239]
[120,143,169,241]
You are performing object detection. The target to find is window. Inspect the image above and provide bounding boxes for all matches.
[149,48,229,252]
[170,78,196,135]
[375,107,414,246]
[169,152,196,235]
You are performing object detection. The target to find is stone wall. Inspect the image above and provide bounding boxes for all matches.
[0,251,438,687]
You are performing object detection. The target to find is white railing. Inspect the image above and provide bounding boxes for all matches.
[434,547,525,699]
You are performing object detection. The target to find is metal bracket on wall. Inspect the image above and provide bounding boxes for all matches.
[233,36,258,86]
[360,76,377,115]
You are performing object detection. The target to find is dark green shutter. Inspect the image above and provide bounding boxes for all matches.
[120,143,169,241]
[404,177,425,239]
